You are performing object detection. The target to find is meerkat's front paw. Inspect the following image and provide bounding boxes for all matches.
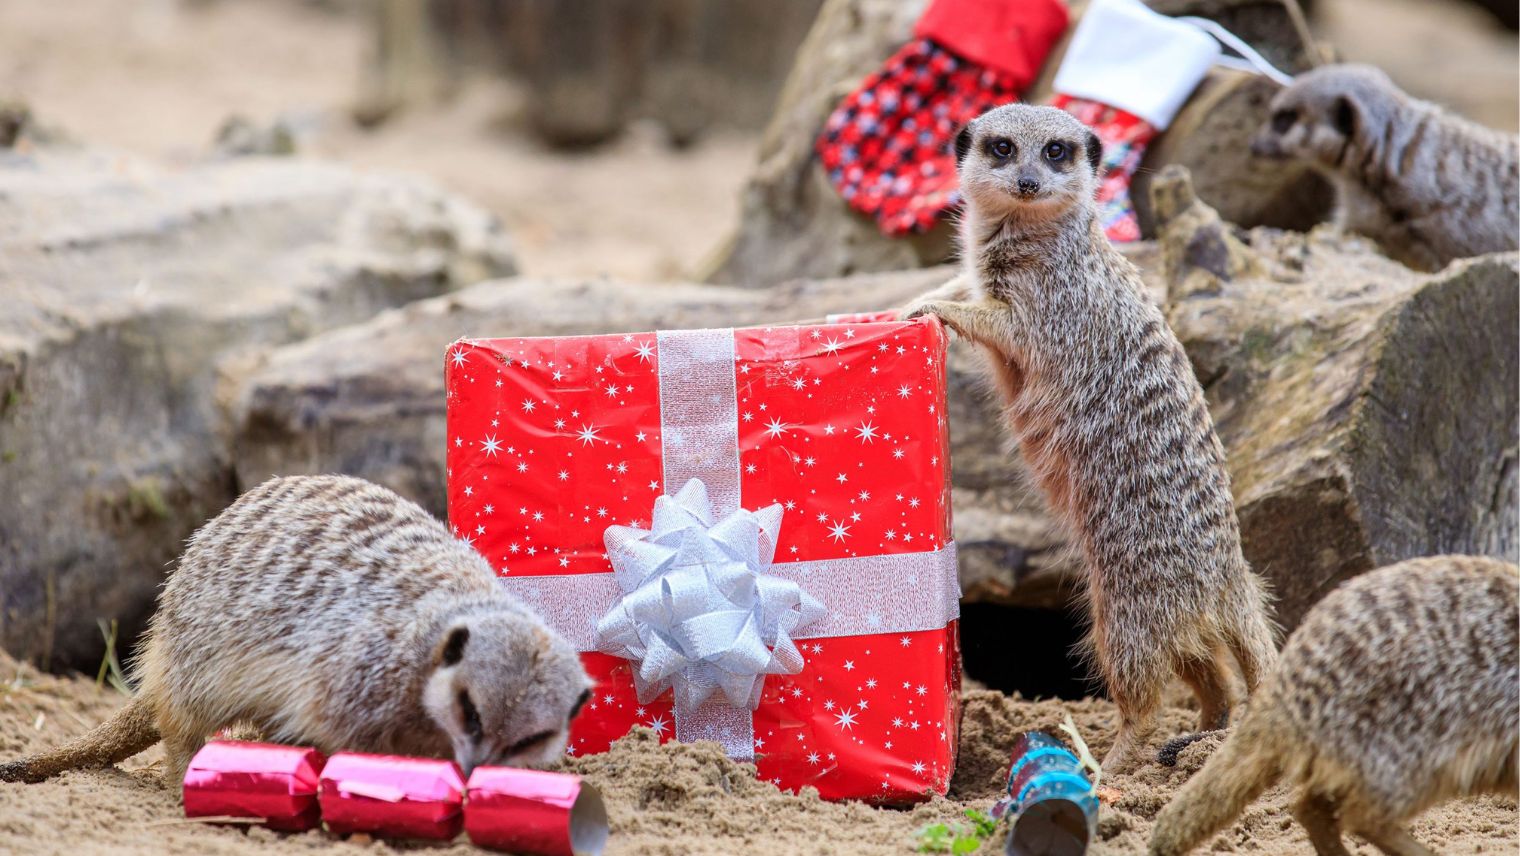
[902,301,940,322]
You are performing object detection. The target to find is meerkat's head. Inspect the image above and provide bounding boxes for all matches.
[954,104,1103,223]
[423,610,592,776]
[1251,64,1402,168]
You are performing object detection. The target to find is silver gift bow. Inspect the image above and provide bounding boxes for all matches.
[595,478,826,713]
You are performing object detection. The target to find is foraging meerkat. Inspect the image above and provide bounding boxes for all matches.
[1251,63,1519,272]
[1150,556,1519,856]
[1,475,591,787]
[905,104,1277,772]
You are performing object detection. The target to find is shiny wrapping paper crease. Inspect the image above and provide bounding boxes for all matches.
[317,752,465,840]
[466,766,609,855]
[446,318,961,803]
[181,741,326,831]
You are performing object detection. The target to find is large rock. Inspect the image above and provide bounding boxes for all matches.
[232,268,1080,607]
[0,148,516,670]
[1154,167,1518,627]
[361,0,822,145]
[231,251,1159,615]
[233,270,947,519]
[705,0,1334,288]
[700,0,944,287]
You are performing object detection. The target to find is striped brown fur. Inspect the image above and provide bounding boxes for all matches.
[1,475,590,787]
[1252,64,1519,272]
[1151,556,1519,856]
[907,104,1278,772]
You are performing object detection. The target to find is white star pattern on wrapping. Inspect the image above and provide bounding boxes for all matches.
[445,326,958,795]
[450,349,468,367]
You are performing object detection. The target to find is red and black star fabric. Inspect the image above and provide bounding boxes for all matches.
[815,0,1070,236]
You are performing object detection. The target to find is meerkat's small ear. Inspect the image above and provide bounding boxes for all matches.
[954,124,974,166]
[1332,95,1357,138]
[1085,131,1103,174]
[437,624,470,666]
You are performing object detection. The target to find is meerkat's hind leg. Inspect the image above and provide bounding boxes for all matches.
[1176,652,1233,732]
[156,707,214,790]
[1293,792,1354,856]
[1355,825,1438,856]
[1099,652,1167,773]
[1223,590,1279,697]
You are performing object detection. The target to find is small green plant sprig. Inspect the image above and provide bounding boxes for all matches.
[917,808,999,853]
[96,618,130,696]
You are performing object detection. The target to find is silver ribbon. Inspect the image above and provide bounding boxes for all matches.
[503,327,960,761]
[595,479,827,713]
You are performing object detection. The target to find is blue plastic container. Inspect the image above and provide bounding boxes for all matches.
[997,731,1098,856]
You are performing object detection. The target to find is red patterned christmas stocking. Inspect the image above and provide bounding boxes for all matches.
[815,0,1069,237]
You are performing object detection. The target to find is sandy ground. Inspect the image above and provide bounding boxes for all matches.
[2,651,1515,855]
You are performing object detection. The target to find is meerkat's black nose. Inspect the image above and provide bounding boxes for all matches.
[1017,178,1040,195]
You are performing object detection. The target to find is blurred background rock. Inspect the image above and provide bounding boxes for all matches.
[1,0,1512,283]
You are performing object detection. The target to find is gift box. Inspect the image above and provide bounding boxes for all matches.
[446,317,961,803]
[318,753,465,840]
[182,740,326,831]
[465,766,609,855]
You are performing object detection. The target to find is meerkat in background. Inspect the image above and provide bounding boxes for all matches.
[0,475,591,787]
[1252,63,1519,272]
[1150,556,1519,856]
[906,104,1278,772]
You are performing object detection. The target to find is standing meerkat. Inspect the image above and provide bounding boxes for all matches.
[1,475,591,787]
[1251,63,1519,272]
[1150,556,1519,856]
[905,104,1277,772]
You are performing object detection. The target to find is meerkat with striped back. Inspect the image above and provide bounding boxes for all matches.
[1150,555,1519,856]
[1,475,591,787]
[1251,63,1519,272]
[905,104,1278,772]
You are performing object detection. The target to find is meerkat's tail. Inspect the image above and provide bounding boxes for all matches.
[1148,701,1285,855]
[0,694,160,783]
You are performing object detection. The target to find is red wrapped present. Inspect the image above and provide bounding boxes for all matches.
[465,766,609,855]
[445,317,961,803]
[318,753,465,840]
[182,740,326,831]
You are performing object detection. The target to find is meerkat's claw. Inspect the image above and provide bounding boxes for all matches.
[1156,730,1224,767]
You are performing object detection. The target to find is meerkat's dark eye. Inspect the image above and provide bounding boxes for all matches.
[1043,142,1067,162]
[458,689,483,742]
[1271,109,1296,133]
[506,730,555,757]
[570,689,590,720]
[990,139,1014,159]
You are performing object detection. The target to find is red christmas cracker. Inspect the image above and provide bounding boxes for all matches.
[465,766,608,855]
[446,317,961,803]
[182,740,326,831]
[318,752,465,840]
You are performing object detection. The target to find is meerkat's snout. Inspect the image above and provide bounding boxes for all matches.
[1016,174,1041,197]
